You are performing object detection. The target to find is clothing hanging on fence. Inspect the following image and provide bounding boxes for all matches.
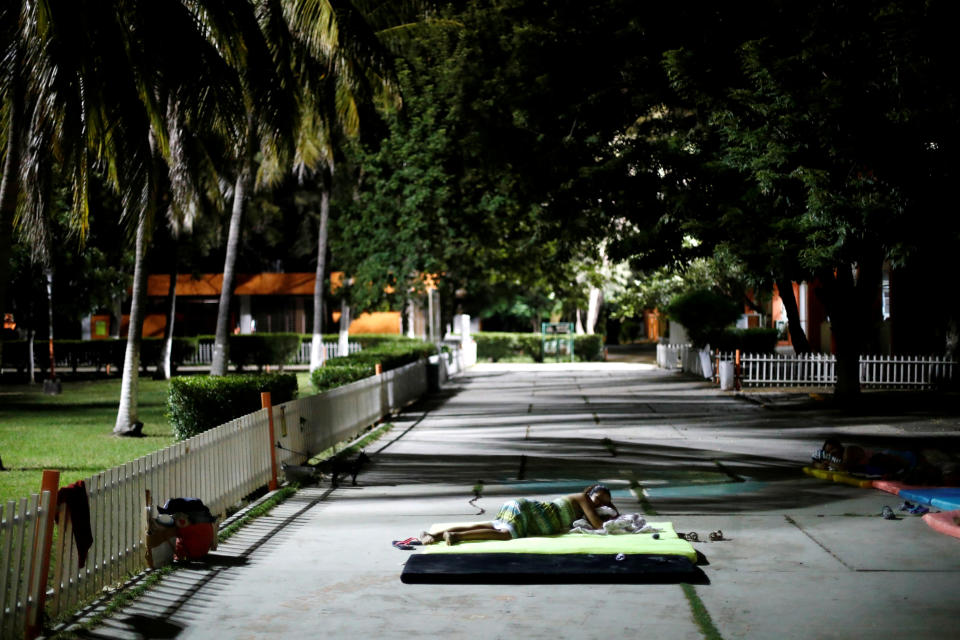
[57,480,93,568]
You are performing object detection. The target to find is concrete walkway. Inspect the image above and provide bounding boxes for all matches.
[64,363,960,640]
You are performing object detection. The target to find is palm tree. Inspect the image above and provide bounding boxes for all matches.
[281,0,423,372]
[113,2,254,432]
[209,0,399,375]
[210,2,299,376]
[0,10,27,362]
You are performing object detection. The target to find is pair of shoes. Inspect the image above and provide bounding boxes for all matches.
[881,506,898,520]
[395,537,422,546]
[907,504,929,515]
[679,532,699,542]
[709,530,724,541]
[392,540,415,550]
[898,501,915,512]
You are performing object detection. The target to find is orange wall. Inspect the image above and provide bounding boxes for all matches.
[125,311,402,338]
[332,311,402,335]
[120,314,167,338]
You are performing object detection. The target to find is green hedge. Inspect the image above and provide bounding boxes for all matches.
[140,337,200,370]
[326,339,435,371]
[474,332,605,362]
[167,373,298,440]
[228,333,302,370]
[1,337,199,372]
[712,328,779,353]
[310,364,377,392]
[313,337,435,393]
[666,289,743,348]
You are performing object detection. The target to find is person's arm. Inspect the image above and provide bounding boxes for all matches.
[572,493,605,529]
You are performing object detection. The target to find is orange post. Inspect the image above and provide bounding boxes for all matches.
[261,392,278,491]
[27,469,60,639]
[375,362,383,375]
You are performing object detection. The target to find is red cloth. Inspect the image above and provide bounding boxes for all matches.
[175,523,215,560]
[57,481,93,568]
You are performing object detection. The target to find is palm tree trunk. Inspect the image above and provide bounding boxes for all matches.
[211,129,256,376]
[309,180,330,372]
[338,297,351,357]
[158,244,179,380]
[27,327,35,385]
[43,268,61,394]
[114,215,148,435]
[585,287,603,335]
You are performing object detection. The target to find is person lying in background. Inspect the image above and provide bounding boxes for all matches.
[812,438,959,485]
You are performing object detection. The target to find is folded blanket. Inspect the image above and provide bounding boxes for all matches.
[570,513,657,535]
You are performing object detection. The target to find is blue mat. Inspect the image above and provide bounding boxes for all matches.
[644,479,764,499]
[897,487,960,511]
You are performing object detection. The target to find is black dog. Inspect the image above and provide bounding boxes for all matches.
[317,450,370,487]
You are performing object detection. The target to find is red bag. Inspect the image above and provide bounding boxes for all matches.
[175,522,215,560]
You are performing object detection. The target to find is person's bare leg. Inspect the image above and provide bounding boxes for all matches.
[444,528,512,545]
[423,523,497,544]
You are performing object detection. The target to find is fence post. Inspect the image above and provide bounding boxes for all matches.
[734,349,741,391]
[26,469,60,640]
[261,393,278,491]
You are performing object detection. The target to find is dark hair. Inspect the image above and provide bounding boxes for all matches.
[584,483,609,496]
[583,484,619,517]
[823,437,843,451]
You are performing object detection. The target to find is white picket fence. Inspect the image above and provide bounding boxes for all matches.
[0,492,54,639]
[657,343,958,390]
[185,339,361,366]
[0,358,435,638]
[740,352,957,389]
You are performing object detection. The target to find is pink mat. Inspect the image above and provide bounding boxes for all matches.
[922,510,960,540]
[871,480,926,495]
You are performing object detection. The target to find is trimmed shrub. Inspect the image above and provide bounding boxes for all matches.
[476,331,606,362]
[516,334,544,362]
[327,339,435,371]
[666,289,743,348]
[740,328,779,353]
[714,328,779,354]
[168,373,298,440]
[310,364,377,392]
[474,332,519,362]
[574,334,605,361]
[140,337,200,370]
[228,333,302,370]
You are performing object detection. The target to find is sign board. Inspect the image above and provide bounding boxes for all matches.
[541,322,575,361]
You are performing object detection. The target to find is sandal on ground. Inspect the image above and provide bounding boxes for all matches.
[392,540,415,550]
[679,531,699,542]
[709,530,724,541]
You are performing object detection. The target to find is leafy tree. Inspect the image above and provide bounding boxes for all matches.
[658,0,960,395]
[666,289,743,349]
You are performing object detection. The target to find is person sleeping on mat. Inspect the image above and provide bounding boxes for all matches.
[811,438,959,484]
[422,484,620,546]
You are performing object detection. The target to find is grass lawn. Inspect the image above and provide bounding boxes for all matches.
[0,377,175,503]
[0,371,317,503]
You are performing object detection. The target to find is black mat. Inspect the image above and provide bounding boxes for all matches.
[401,553,708,584]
